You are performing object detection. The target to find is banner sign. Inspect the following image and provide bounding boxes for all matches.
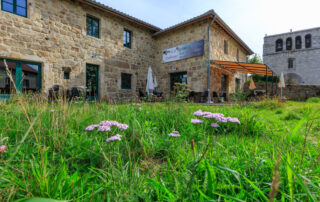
[162,40,204,63]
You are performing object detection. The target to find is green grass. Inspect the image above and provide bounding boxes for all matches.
[0,98,320,201]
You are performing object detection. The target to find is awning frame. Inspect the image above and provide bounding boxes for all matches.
[212,60,277,96]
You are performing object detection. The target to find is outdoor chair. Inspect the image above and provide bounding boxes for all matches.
[200,91,208,103]
[212,91,219,103]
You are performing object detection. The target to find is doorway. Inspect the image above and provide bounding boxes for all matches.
[0,59,41,100]
[170,72,187,91]
[220,74,228,101]
[86,64,99,100]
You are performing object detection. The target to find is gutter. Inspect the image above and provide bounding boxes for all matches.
[207,16,216,103]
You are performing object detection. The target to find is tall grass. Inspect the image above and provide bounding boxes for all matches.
[0,98,319,201]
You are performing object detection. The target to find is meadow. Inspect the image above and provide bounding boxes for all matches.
[0,97,319,201]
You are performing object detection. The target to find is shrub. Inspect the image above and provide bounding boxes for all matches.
[252,99,283,110]
[306,97,320,103]
[229,91,249,102]
[283,111,301,121]
[171,83,191,103]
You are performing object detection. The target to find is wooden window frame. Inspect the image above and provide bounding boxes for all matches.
[86,15,100,38]
[1,0,27,17]
[123,29,132,49]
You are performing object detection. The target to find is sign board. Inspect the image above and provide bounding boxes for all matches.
[162,40,204,63]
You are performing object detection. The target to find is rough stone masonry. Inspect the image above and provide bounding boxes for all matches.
[0,0,253,101]
[264,27,320,85]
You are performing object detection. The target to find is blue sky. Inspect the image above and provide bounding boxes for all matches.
[99,0,320,57]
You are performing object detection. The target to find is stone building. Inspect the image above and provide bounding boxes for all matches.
[0,0,253,101]
[263,27,320,85]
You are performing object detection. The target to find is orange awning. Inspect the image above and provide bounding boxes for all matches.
[213,60,274,76]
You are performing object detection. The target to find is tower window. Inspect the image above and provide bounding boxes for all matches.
[286,37,292,50]
[275,39,283,52]
[305,34,312,48]
[295,36,302,49]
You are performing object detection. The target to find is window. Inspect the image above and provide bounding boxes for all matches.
[288,58,295,69]
[121,73,131,89]
[1,0,27,17]
[235,78,240,91]
[23,79,29,88]
[275,39,283,52]
[64,72,70,80]
[224,40,228,54]
[295,36,302,49]
[86,16,99,38]
[123,29,132,48]
[305,34,312,48]
[286,37,292,50]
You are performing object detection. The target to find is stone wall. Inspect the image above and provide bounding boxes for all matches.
[210,23,248,94]
[0,0,156,100]
[244,82,320,100]
[0,0,251,100]
[154,20,209,95]
[154,21,249,96]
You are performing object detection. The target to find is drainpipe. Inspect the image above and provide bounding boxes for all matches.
[207,16,216,103]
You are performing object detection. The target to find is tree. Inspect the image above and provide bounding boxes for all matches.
[248,54,263,64]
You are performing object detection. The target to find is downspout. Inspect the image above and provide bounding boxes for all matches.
[207,16,216,103]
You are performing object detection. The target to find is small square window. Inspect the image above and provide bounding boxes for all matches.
[64,72,70,80]
[123,29,132,48]
[86,16,100,38]
[224,40,228,54]
[23,79,29,88]
[1,0,27,17]
[121,73,132,89]
[288,58,295,69]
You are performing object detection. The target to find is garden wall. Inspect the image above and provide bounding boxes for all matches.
[244,82,320,100]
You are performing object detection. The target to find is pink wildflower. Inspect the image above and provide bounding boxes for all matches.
[99,121,119,127]
[0,145,7,153]
[216,116,228,123]
[227,117,241,124]
[85,124,99,131]
[203,113,225,121]
[106,134,122,142]
[50,109,55,113]
[191,119,203,124]
[211,123,219,128]
[98,125,111,132]
[117,123,129,131]
[193,110,203,117]
[168,131,181,137]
